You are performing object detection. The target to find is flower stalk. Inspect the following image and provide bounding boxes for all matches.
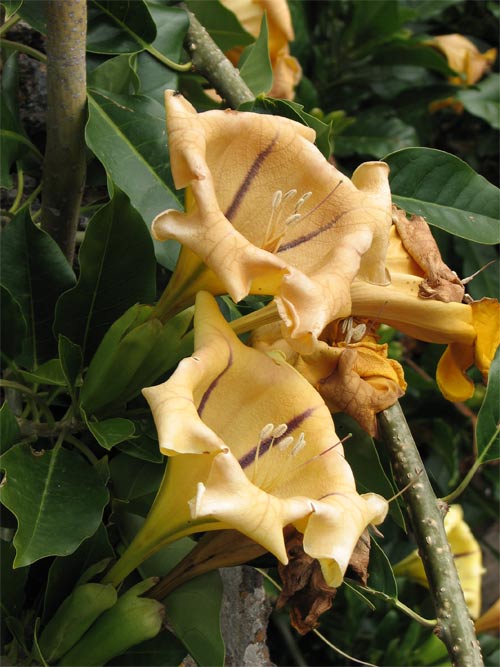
[377,402,483,667]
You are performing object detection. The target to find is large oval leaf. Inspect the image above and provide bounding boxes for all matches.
[385,147,500,244]
[87,0,156,54]
[53,188,156,361]
[0,444,109,568]
[85,89,180,268]
[335,113,418,158]
[458,74,500,130]
[0,208,76,367]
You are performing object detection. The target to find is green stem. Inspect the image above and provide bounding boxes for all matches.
[145,43,192,71]
[377,402,483,667]
[183,8,254,107]
[8,163,24,213]
[0,37,47,62]
[0,13,20,36]
[40,0,87,263]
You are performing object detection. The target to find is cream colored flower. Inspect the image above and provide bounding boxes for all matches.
[103,292,388,588]
[393,505,484,618]
[220,0,302,99]
[153,91,393,353]
[427,34,497,86]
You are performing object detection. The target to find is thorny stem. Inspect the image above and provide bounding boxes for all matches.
[183,7,255,108]
[377,402,483,667]
[40,0,87,263]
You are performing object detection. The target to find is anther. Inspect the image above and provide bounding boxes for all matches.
[272,190,282,209]
[277,435,294,451]
[282,188,297,201]
[294,191,312,212]
[285,213,302,226]
[259,423,275,440]
[272,423,288,438]
[292,432,306,455]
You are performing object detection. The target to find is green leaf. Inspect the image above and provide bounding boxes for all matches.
[0,285,27,362]
[1,539,29,634]
[343,0,404,55]
[453,238,499,301]
[135,3,189,103]
[366,536,398,598]
[19,359,67,387]
[335,113,418,158]
[0,402,21,456]
[87,54,140,95]
[85,89,180,269]
[14,0,46,33]
[238,14,272,96]
[86,418,136,450]
[372,40,456,76]
[53,189,156,361]
[0,444,109,567]
[87,0,156,54]
[117,424,163,463]
[109,454,164,502]
[122,516,225,667]
[457,74,500,130]
[385,148,500,244]
[335,413,405,529]
[1,0,22,20]
[0,207,76,367]
[476,347,500,462]
[186,0,253,51]
[58,336,83,391]
[107,631,186,667]
[42,523,114,623]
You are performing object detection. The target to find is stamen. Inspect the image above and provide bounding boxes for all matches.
[292,433,307,456]
[277,435,294,451]
[272,190,283,209]
[190,482,206,518]
[282,188,297,202]
[294,191,312,212]
[260,423,275,440]
[272,423,288,438]
[285,213,302,226]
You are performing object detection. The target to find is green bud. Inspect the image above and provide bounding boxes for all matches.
[38,583,117,663]
[58,578,164,667]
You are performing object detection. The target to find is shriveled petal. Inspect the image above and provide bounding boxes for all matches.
[427,34,497,85]
[153,91,392,344]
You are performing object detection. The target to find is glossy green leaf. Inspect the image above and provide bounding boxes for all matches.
[87,0,156,54]
[42,523,114,623]
[124,519,225,667]
[402,0,463,19]
[238,14,272,96]
[453,238,499,301]
[20,359,67,387]
[0,444,109,567]
[86,89,180,269]
[0,285,26,362]
[336,413,405,529]
[372,40,455,75]
[87,418,136,450]
[335,113,418,158]
[107,630,186,667]
[0,402,21,456]
[15,0,46,33]
[58,336,83,391]
[476,347,500,462]
[1,539,29,644]
[135,3,189,103]
[458,74,500,130]
[186,0,253,51]
[343,0,404,55]
[109,454,164,502]
[87,54,140,95]
[0,208,76,367]
[117,424,163,463]
[385,148,500,244]
[366,536,398,599]
[53,189,156,361]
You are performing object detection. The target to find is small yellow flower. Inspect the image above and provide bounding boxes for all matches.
[427,33,497,86]
[103,292,388,588]
[393,505,484,618]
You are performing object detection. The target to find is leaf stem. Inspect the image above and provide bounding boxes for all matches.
[145,43,192,71]
[0,13,21,37]
[0,37,47,62]
[377,401,483,667]
[40,0,87,263]
[8,163,24,213]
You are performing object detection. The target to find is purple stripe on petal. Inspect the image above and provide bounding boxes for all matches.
[239,407,315,469]
[224,134,279,222]
[198,343,233,417]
